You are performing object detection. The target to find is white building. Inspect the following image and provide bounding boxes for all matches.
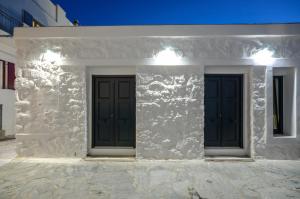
[0,0,72,138]
[13,24,300,160]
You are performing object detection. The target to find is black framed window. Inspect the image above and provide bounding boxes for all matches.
[273,76,283,134]
[23,10,43,27]
[23,10,33,26]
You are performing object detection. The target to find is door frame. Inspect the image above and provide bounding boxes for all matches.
[92,75,136,147]
[204,74,243,148]
[204,66,251,157]
[87,66,137,156]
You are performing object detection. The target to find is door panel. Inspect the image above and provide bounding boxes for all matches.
[93,76,135,147]
[204,78,221,146]
[115,78,135,146]
[221,77,241,147]
[94,78,114,146]
[204,75,243,148]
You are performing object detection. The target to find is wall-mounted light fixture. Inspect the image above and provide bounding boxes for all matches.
[251,48,275,65]
[153,47,183,65]
[40,50,64,65]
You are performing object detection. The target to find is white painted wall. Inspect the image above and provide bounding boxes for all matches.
[0,37,16,137]
[0,37,15,63]
[0,90,16,136]
[0,0,71,137]
[13,25,300,159]
[0,0,72,27]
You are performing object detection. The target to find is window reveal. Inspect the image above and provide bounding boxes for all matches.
[273,76,283,134]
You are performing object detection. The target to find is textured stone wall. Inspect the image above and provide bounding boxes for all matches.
[16,36,300,61]
[251,66,267,158]
[15,35,300,159]
[136,66,204,159]
[15,60,87,157]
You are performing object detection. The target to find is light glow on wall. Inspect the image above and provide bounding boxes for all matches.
[251,48,275,65]
[153,47,183,65]
[40,50,64,65]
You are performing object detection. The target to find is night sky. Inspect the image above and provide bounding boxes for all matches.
[51,0,300,26]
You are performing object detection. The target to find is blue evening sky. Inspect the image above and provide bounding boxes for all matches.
[51,0,300,26]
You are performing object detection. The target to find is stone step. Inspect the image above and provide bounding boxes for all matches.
[205,156,254,162]
[0,130,15,141]
[84,157,136,162]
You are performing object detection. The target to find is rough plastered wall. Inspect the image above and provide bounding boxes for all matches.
[15,35,300,159]
[15,60,87,157]
[136,66,204,159]
[251,66,267,158]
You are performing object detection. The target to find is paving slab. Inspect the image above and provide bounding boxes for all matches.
[0,158,299,199]
[0,139,17,167]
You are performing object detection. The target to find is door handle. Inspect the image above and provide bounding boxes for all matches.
[110,113,114,118]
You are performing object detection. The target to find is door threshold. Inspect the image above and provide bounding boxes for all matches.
[84,156,136,162]
[205,148,248,157]
[88,147,136,157]
[205,156,254,162]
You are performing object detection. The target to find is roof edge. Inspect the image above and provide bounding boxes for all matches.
[14,24,300,39]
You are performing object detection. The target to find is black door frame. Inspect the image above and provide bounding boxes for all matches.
[92,75,136,148]
[204,74,243,148]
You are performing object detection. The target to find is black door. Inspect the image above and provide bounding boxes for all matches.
[204,74,243,147]
[92,76,135,147]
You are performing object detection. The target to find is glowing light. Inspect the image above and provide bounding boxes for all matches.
[153,47,183,65]
[40,50,63,65]
[251,48,275,65]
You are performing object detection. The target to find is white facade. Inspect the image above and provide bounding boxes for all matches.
[0,38,16,137]
[0,0,72,137]
[0,0,72,29]
[14,24,300,159]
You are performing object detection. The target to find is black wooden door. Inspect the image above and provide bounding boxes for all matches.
[204,75,243,147]
[92,76,135,147]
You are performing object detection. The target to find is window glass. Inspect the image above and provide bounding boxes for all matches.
[23,10,33,26]
[273,76,283,134]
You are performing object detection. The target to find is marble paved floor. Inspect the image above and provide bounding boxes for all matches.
[0,139,17,167]
[0,158,299,199]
